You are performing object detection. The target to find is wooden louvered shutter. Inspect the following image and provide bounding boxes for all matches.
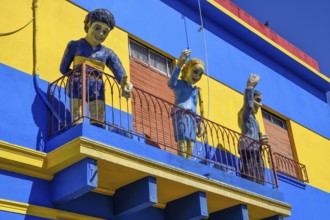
[130,58,177,153]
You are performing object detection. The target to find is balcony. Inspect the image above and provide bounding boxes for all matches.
[45,63,292,219]
[48,63,280,185]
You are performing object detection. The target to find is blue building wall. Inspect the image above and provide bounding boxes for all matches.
[71,0,330,139]
[0,0,329,219]
[0,64,48,150]
[278,174,330,220]
[0,166,330,220]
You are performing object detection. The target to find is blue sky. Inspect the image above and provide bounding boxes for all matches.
[230,0,330,78]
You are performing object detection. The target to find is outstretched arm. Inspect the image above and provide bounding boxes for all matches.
[168,49,191,88]
[176,49,191,68]
[106,50,133,98]
[106,51,126,84]
[247,73,260,88]
[244,73,260,116]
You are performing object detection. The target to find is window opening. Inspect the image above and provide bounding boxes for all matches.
[262,109,287,130]
[129,39,172,76]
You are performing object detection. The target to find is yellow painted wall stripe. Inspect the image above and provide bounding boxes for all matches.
[0,162,52,180]
[0,140,52,180]
[46,138,85,173]
[0,141,46,167]
[0,0,34,74]
[289,121,330,192]
[0,199,105,220]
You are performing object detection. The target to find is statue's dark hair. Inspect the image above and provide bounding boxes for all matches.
[254,90,262,96]
[84,9,115,33]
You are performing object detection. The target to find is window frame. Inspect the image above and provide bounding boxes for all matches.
[129,39,173,77]
[262,109,287,130]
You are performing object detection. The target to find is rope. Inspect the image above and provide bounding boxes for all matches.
[0,18,34,36]
[196,0,212,162]
[31,0,63,125]
[197,0,210,119]
[33,0,38,75]
[181,15,190,50]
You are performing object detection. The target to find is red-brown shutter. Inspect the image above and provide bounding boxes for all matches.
[263,119,294,160]
[130,58,177,153]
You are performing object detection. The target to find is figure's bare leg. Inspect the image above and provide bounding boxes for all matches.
[71,98,83,125]
[178,140,187,158]
[89,100,105,127]
[186,141,194,159]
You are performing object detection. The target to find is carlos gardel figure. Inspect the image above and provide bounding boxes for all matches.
[168,49,204,159]
[238,74,268,184]
[60,9,132,126]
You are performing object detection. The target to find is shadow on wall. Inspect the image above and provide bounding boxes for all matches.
[31,92,49,152]
[31,84,71,152]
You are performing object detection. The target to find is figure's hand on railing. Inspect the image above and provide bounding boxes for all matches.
[120,75,133,98]
[259,133,269,144]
